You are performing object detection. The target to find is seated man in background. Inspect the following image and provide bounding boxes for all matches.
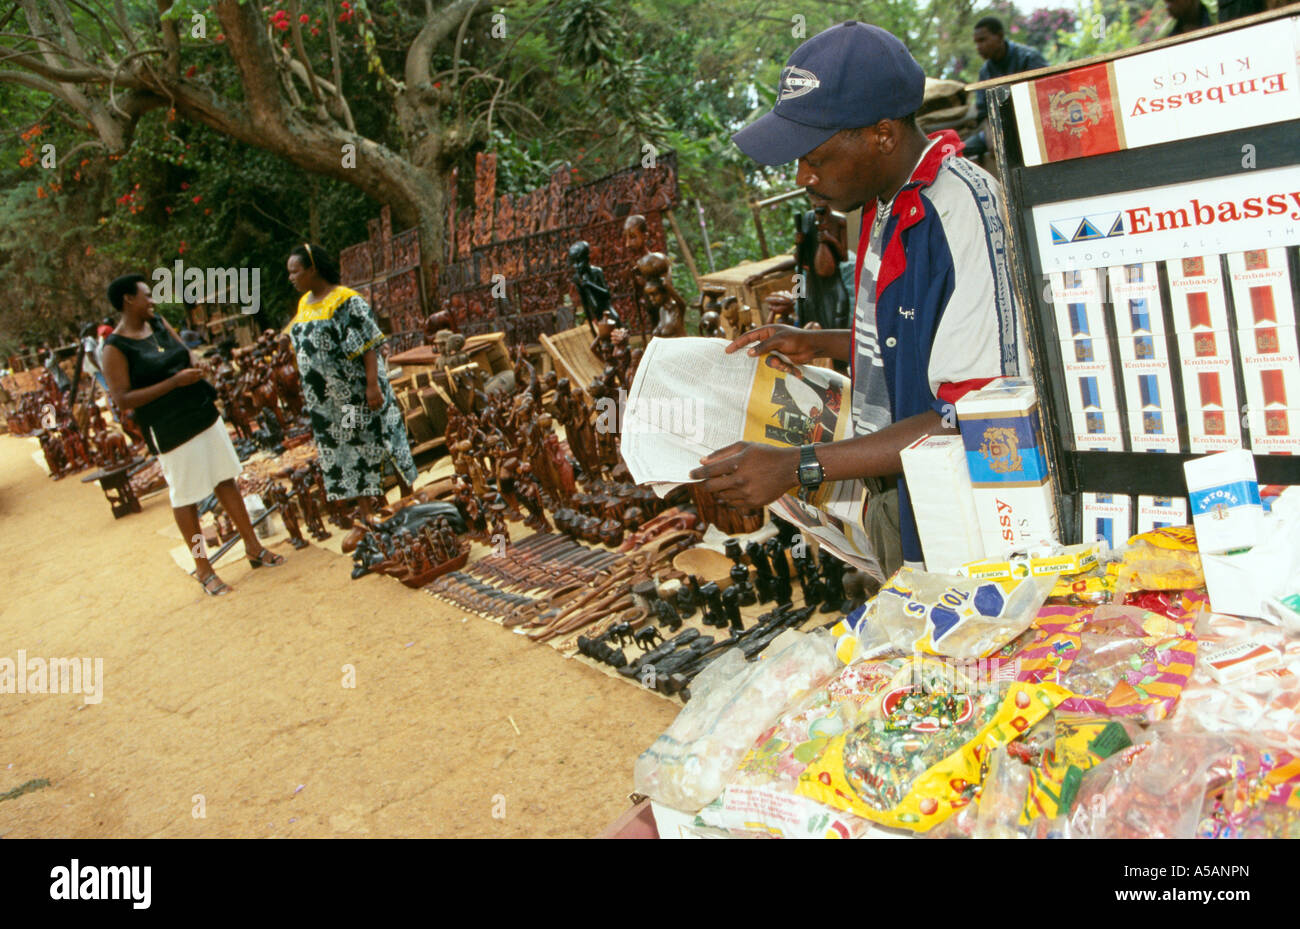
[964,16,1047,160]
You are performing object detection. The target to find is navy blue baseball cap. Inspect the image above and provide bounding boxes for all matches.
[733,21,926,165]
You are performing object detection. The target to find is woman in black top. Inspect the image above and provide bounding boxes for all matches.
[102,274,286,595]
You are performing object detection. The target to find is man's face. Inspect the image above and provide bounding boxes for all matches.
[1164,0,1198,19]
[795,129,881,214]
[973,27,1003,61]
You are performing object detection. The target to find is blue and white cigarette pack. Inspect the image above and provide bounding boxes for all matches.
[1183,450,1263,554]
[955,378,1059,557]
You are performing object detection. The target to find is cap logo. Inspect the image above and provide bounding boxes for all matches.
[779,66,820,101]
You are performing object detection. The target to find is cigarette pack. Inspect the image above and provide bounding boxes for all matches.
[1081,492,1133,549]
[1165,255,1231,332]
[1201,638,1283,683]
[1126,407,1181,453]
[1049,269,1106,310]
[1135,495,1190,533]
[1239,327,1300,442]
[900,435,986,574]
[1226,248,1293,332]
[1069,408,1125,452]
[955,378,1059,558]
[1246,407,1300,454]
[1174,354,1243,453]
[1183,449,1262,553]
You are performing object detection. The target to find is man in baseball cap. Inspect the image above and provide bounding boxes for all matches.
[692,21,1027,577]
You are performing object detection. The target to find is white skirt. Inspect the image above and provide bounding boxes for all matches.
[156,416,242,507]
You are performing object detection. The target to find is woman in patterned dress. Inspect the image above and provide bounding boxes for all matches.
[285,244,417,520]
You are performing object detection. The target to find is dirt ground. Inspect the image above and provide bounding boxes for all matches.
[0,435,677,838]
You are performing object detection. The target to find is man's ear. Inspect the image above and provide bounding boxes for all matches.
[875,119,900,156]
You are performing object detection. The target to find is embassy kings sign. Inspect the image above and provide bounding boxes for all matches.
[1011,17,1300,166]
[1032,164,1300,271]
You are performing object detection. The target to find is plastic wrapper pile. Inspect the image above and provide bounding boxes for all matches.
[635,515,1300,839]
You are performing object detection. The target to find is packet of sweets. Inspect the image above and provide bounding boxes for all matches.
[797,657,1068,833]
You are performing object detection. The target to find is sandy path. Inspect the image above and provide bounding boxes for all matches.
[0,435,676,837]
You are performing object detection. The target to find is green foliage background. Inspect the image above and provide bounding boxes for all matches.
[0,0,1172,359]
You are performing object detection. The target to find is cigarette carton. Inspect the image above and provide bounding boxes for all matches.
[900,435,985,574]
[955,378,1059,558]
[1183,449,1262,554]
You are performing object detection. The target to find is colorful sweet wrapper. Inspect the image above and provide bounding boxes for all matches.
[1020,716,1133,824]
[797,678,1070,833]
[1058,609,1199,723]
[1198,750,1300,839]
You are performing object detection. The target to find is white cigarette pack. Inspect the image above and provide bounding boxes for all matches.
[1246,407,1300,454]
[1166,255,1231,332]
[900,435,986,574]
[1183,449,1263,553]
[1081,492,1133,549]
[1070,408,1125,452]
[1135,495,1190,533]
[1201,638,1282,682]
[1226,248,1293,332]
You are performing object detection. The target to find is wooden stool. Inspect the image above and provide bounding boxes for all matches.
[81,461,143,519]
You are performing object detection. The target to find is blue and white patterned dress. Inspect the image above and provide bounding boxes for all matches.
[287,286,417,500]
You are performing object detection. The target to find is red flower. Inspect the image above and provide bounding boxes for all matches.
[310,27,319,36]
[180,182,190,190]
[179,242,187,255]
[185,65,197,78]
[216,33,225,42]
[299,13,309,23]
[192,195,202,204]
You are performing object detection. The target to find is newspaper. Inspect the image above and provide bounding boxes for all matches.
[618,337,880,576]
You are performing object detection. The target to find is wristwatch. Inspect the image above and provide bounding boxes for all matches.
[796,445,824,498]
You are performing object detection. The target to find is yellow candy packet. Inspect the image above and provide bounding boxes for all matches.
[797,673,1070,833]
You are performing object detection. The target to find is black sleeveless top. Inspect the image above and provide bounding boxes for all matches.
[105,325,219,455]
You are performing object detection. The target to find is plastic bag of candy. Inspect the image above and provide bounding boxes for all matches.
[696,659,905,838]
[1057,605,1198,723]
[846,567,1059,662]
[634,630,839,812]
[1197,745,1300,839]
[796,656,1069,833]
[1057,726,1234,838]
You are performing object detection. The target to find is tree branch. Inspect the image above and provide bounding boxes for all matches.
[405,0,480,91]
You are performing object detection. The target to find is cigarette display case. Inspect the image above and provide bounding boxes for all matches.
[978,8,1300,543]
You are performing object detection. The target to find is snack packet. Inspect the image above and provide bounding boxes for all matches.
[1058,605,1199,723]
[1111,525,1204,594]
[797,657,1068,833]
[696,660,903,838]
[847,567,1058,661]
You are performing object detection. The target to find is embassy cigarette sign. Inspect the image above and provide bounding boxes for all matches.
[1033,163,1300,271]
[1012,17,1300,166]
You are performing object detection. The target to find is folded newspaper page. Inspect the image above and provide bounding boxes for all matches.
[617,337,880,575]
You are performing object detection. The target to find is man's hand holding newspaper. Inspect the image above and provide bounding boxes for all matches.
[616,335,880,576]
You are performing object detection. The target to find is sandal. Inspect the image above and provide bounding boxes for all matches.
[248,547,287,569]
[197,572,231,596]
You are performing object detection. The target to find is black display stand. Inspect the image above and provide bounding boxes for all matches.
[979,10,1300,544]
